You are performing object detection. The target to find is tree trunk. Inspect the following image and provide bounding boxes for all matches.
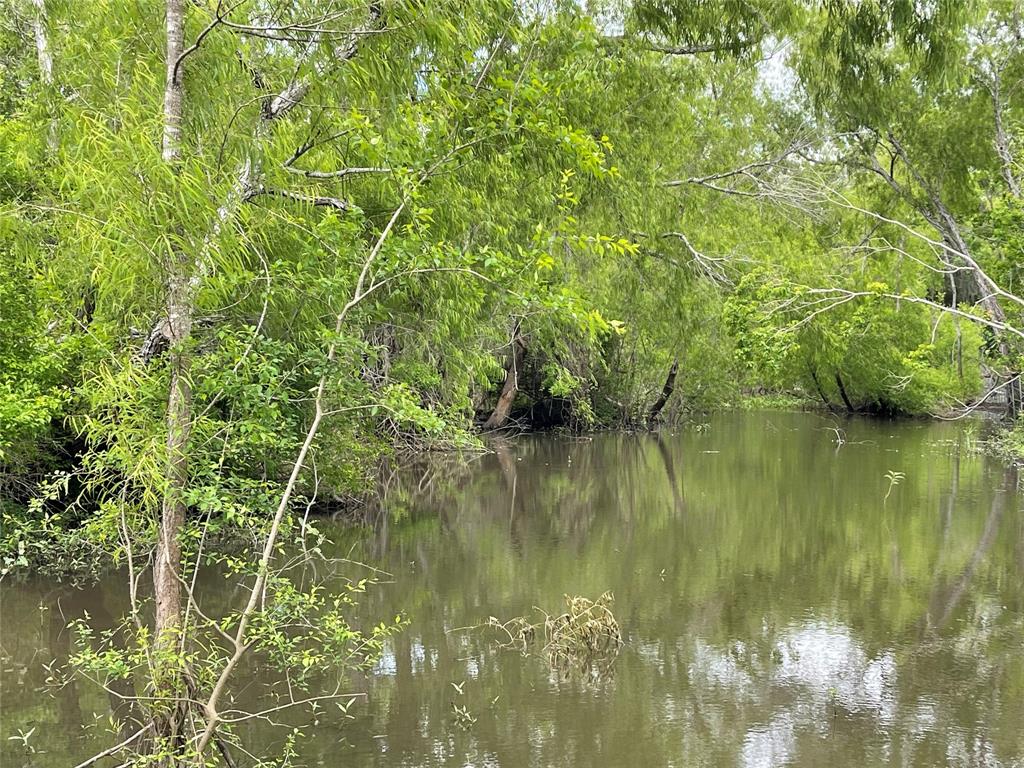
[834,371,855,413]
[29,0,53,82]
[155,0,187,645]
[1006,375,1023,418]
[483,335,525,430]
[153,0,191,753]
[154,268,191,645]
[161,0,184,164]
[808,366,837,413]
[648,358,679,424]
[990,72,1021,198]
[28,0,57,153]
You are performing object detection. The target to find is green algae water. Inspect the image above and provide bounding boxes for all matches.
[3,411,1023,767]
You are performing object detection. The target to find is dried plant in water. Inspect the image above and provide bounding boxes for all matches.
[486,592,623,680]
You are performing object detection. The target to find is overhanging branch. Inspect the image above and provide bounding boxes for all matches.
[244,186,349,211]
[603,34,755,56]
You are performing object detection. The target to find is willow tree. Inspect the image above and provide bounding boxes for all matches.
[0,0,642,763]
[648,0,1023,414]
[791,0,1024,412]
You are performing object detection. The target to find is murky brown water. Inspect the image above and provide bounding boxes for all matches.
[3,411,1024,767]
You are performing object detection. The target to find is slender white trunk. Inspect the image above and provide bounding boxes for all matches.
[161,0,185,163]
[29,0,53,83]
[153,0,190,706]
[29,0,57,153]
[990,73,1021,198]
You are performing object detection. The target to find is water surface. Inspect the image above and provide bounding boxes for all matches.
[3,411,1024,767]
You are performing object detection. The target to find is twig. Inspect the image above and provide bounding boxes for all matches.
[71,724,151,768]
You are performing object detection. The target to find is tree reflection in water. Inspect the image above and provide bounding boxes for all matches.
[3,412,1023,767]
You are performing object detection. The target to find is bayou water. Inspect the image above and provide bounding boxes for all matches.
[2,411,1023,767]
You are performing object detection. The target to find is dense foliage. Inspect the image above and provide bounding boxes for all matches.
[0,0,1022,764]
[2,1,1021,529]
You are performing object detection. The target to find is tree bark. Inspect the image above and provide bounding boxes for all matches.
[834,371,855,413]
[808,366,837,413]
[990,71,1021,198]
[483,333,525,430]
[154,267,191,645]
[28,0,57,153]
[29,0,53,83]
[648,358,679,423]
[153,0,190,754]
[155,0,187,638]
[161,0,185,164]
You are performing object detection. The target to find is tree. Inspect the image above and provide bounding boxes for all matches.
[3,1,1022,761]
[0,1,659,763]
[792,0,1024,412]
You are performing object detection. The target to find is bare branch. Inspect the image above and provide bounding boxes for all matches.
[193,198,406,758]
[172,0,252,83]
[219,692,366,724]
[244,186,349,211]
[821,189,1024,314]
[71,724,151,768]
[661,231,732,286]
[784,288,1024,342]
[604,34,756,56]
[986,69,1022,197]
[283,165,391,180]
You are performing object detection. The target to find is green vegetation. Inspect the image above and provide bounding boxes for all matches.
[1,0,1023,765]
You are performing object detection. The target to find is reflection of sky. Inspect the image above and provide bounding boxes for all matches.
[689,639,755,697]
[689,621,899,768]
[773,624,896,723]
[742,713,796,768]
[371,638,433,676]
[373,646,396,676]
